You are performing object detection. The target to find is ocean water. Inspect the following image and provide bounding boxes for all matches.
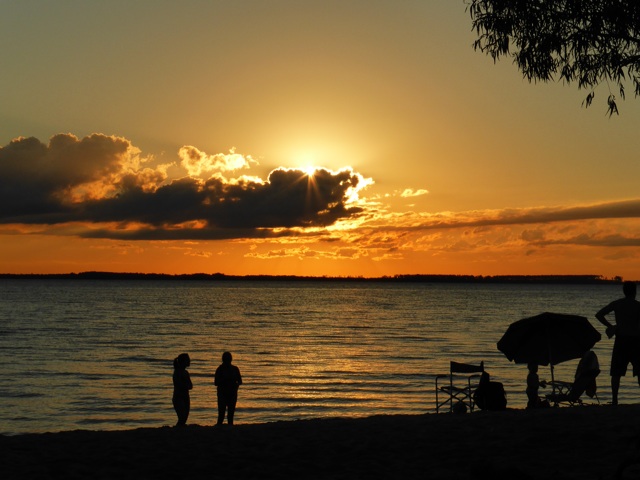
[0,279,635,435]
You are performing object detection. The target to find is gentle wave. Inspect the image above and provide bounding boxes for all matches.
[0,279,634,435]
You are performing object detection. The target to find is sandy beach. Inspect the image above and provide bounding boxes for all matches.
[3,405,640,480]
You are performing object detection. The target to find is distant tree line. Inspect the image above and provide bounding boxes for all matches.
[0,272,625,284]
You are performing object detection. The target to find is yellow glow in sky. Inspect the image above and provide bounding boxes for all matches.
[1,1,640,279]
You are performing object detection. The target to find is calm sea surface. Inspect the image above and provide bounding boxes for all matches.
[0,280,635,435]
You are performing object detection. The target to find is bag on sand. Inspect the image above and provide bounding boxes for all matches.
[473,371,507,411]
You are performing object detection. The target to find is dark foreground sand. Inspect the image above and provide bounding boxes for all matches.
[3,405,640,480]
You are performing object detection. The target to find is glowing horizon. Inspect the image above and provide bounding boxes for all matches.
[2,2,640,279]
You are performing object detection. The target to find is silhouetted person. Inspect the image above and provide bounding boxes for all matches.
[596,281,640,405]
[172,353,193,427]
[526,363,541,408]
[214,351,242,425]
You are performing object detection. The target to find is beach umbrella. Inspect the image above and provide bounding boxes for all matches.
[497,312,602,389]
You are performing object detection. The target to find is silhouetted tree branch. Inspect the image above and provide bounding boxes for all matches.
[467,0,640,115]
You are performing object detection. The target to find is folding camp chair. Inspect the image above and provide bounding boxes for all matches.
[435,361,484,413]
[546,351,600,406]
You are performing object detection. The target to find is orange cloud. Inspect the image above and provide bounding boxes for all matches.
[0,134,371,239]
[4,133,640,274]
[178,146,257,177]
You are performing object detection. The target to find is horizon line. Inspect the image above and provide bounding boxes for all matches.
[0,272,631,284]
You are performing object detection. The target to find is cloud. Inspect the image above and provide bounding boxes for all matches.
[0,134,370,239]
[0,134,140,221]
[4,133,640,253]
[340,202,640,261]
[400,188,428,197]
[245,245,365,261]
[178,146,257,176]
[532,233,640,248]
[381,199,640,232]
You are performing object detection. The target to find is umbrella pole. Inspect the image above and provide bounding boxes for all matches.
[546,321,556,396]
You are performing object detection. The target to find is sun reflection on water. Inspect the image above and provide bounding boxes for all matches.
[0,280,627,434]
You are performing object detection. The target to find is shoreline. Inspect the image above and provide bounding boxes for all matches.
[3,406,640,479]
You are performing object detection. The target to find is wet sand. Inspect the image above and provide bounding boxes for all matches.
[3,405,640,479]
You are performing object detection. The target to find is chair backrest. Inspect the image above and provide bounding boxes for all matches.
[450,360,484,374]
[571,351,600,400]
[435,361,486,413]
[575,351,600,379]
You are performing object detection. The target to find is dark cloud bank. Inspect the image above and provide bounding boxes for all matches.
[0,134,365,239]
[2,134,640,241]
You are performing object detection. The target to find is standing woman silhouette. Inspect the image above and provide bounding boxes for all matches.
[214,351,242,425]
[172,353,193,427]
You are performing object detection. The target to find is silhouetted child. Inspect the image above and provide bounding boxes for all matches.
[526,362,542,408]
[214,351,242,425]
[172,353,193,427]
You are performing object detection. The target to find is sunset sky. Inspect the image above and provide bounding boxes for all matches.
[2,1,640,278]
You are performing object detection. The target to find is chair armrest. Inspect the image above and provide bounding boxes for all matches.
[547,380,572,395]
[549,380,572,387]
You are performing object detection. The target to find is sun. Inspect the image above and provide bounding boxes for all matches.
[292,151,322,176]
[300,164,318,177]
